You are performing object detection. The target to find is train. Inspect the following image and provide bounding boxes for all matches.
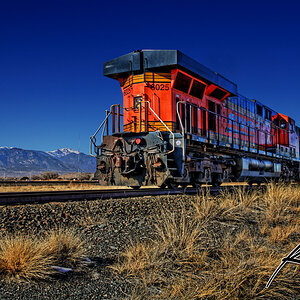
[90,50,300,188]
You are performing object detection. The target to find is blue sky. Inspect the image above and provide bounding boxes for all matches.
[1,0,300,154]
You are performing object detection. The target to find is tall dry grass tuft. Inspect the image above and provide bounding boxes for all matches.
[0,229,87,281]
[258,182,300,247]
[112,208,209,288]
[112,182,300,299]
[42,228,86,267]
[112,241,166,288]
[0,235,54,281]
[154,208,203,255]
[260,182,300,226]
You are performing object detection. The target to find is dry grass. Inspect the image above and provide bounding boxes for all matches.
[112,182,300,299]
[261,182,300,226]
[0,183,161,193]
[0,235,54,281]
[0,229,86,281]
[0,183,107,193]
[43,228,86,267]
[0,182,249,193]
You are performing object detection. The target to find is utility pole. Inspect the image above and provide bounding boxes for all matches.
[77,133,80,174]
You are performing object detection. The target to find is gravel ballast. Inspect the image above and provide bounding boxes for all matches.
[0,195,192,299]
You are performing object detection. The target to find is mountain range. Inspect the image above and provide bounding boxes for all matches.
[0,147,96,177]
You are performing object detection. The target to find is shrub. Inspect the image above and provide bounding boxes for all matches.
[41,172,59,180]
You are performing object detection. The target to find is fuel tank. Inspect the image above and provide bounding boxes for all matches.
[235,157,281,181]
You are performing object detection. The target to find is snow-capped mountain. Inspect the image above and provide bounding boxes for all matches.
[47,148,80,158]
[50,148,96,174]
[0,147,96,177]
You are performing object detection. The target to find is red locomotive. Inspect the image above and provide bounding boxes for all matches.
[90,50,300,188]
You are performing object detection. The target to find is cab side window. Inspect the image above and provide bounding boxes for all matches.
[280,119,286,129]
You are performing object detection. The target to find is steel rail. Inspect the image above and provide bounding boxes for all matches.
[0,187,194,205]
[0,180,99,186]
[0,185,254,206]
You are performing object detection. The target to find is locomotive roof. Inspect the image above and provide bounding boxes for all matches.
[103,50,237,96]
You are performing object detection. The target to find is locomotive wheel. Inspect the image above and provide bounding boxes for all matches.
[212,181,221,187]
[248,181,261,187]
[130,186,141,190]
[192,182,202,188]
[193,183,203,193]
[180,183,188,188]
[204,168,211,184]
[211,174,222,187]
[159,183,167,188]
[167,181,178,189]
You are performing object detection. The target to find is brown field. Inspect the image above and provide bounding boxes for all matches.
[0,181,299,299]
[0,183,132,193]
[112,182,300,298]
[0,182,248,193]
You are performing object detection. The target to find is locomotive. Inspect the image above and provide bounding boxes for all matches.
[90,50,300,188]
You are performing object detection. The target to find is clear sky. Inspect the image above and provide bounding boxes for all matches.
[1,0,300,154]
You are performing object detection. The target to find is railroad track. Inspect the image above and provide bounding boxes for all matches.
[0,180,99,187]
[0,187,196,205]
[0,185,254,206]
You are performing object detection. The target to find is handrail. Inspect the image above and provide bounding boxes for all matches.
[90,104,122,157]
[91,101,289,158]
[176,101,186,160]
[177,100,289,136]
[175,101,284,157]
[176,101,283,137]
[90,112,111,157]
[141,100,175,154]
